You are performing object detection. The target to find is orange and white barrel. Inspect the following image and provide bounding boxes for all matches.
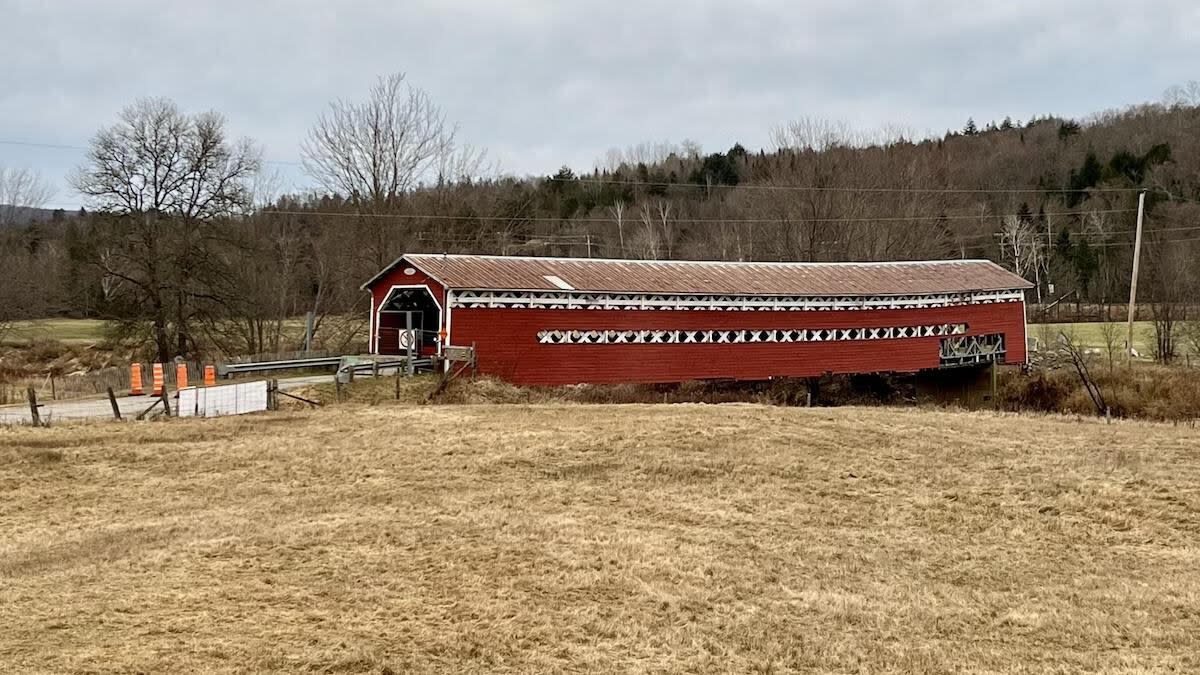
[175,363,188,389]
[130,363,145,396]
[151,363,165,397]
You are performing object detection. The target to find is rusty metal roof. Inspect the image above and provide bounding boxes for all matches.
[370,254,1032,296]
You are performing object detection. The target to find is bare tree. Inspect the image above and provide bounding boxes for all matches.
[1000,215,1044,300]
[72,98,259,219]
[302,73,469,207]
[72,97,262,361]
[0,168,55,339]
[608,201,626,256]
[1144,240,1194,364]
[1097,319,1121,372]
[1162,80,1200,108]
[637,200,675,260]
[0,167,54,227]
[772,117,862,152]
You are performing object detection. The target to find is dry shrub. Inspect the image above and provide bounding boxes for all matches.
[437,376,534,404]
[999,365,1200,421]
[311,372,913,410]
[998,369,1074,413]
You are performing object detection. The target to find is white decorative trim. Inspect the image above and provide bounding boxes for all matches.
[452,289,1024,312]
[369,293,377,353]
[375,285,443,354]
[537,323,968,345]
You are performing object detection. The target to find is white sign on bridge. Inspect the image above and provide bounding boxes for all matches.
[177,381,269,418]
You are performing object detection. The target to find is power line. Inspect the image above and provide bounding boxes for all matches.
[557,176,1149,195]
[0,139,302,166]
[0,139,86,151]
[4,138,1157,194]
[258,207,1135,225]
[956,223,1200,243]
[1090,235,1200,248]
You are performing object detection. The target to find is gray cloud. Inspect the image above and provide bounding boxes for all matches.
[1,0,1197,208]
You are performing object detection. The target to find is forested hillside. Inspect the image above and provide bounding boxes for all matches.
[3,77,1199,362]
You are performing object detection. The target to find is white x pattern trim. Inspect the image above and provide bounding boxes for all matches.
[537,323,969,345]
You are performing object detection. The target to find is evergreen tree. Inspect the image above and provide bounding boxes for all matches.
[1057,120,1081,141]
[963,118,978,135]
[1071,240,1099,300]
[1017,202,1032,223]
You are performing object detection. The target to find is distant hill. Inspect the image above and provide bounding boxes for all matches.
[0,205,71,228]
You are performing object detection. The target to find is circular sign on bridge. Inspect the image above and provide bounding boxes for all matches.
[398,330,416,350]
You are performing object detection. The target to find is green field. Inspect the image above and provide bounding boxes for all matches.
[1031,321,1159,357]
[3,319,107,344]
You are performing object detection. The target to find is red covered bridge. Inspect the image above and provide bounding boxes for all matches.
[362,254,1032,386]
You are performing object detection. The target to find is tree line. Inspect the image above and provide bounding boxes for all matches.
[2,74,1200,362]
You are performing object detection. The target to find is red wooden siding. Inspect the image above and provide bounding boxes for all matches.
[448,302,1027,386]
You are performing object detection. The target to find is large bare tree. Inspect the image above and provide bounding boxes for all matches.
[302,73,484,206]
[302,73,487,270]
[72,97,261,361]
[73,98,260,219]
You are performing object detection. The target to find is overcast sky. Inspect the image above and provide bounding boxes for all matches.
[2,0,1198,209]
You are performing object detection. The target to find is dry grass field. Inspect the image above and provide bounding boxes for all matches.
[3,403,1200,673]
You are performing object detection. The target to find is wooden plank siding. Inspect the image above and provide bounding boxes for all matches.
[447,302,1026,386]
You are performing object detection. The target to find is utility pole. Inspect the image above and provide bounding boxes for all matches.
[1045,211,1054,296]
[1125,189,1147,366]
[303,311,315,355]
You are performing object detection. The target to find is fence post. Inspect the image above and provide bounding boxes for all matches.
[50,375,57,401]
[160,389,172,418]
[269,379,279,411]
[107,387,122,420]
[27,386,41,427]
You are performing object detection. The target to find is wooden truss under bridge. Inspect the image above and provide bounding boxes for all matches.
[939,334,1006,367]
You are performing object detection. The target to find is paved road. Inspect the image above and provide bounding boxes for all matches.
[0,374,334,424]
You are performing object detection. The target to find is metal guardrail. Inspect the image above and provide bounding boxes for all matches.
[335,358,433,383]
[217,356,344,378]
[217,355,434,379]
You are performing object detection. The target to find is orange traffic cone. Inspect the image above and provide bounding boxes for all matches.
[130,363,145,396]
[176,363,188,389]
[203,365,216,387]
[151,363,165,397]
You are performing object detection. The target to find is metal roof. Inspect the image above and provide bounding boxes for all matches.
[369,254,1032,296]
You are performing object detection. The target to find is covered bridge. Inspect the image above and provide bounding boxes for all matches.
[362,254,1032,386]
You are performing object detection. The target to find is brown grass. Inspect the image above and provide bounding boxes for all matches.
[2,404,1200,672]
[999,364,1200,421]
[302,372,907,408]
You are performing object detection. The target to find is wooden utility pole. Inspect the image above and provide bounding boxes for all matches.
[1125,189,1147,366]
